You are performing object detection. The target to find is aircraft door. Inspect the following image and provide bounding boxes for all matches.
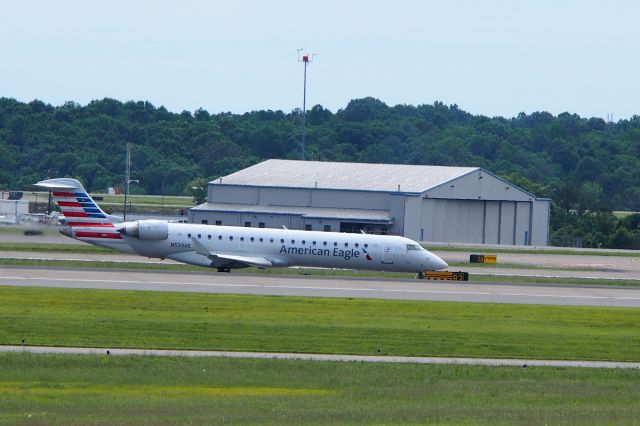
[382,245,394,264]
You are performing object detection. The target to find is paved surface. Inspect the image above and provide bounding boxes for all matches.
[3,249,640,280]
[2,266,639,307]
[1,345,638,369]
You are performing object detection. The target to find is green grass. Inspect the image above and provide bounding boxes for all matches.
[1,353,639,425]
[472,273,640,286]
[1,286,639,361]
[97,193,191,206]
[447,260,597,271]
[0,242,112,253]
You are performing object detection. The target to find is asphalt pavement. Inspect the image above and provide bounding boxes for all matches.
[2,266,639,307]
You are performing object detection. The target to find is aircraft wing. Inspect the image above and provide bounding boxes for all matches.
[208,253,273,268]
[191,237,273,268]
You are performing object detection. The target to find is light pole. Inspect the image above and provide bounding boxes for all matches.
[297,50,315,161]
[123,179,139,221]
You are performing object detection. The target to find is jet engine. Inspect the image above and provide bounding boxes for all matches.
[118,220,169,241]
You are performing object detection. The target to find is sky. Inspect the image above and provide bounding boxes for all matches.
[1,0,639,119]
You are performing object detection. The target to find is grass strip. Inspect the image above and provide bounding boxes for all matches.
[0,242,112,253]
[1,353,639,425]
[472,274,640,286]
[96,194,191,206]
[447,261,597,271]
[1,286,639,361]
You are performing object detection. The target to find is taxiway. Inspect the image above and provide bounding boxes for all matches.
[1,266,639,307]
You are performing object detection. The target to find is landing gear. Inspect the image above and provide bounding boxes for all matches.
[415,272,425,280]
[217,267,231,273]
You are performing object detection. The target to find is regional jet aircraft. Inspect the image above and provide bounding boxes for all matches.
[35,178,448,276]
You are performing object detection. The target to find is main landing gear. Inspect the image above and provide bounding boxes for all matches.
[217,267,231,273]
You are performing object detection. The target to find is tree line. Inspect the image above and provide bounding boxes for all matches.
[0,96,639,248]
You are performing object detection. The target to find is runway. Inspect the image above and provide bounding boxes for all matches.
[2,345,639,369]
[1,266,639,307]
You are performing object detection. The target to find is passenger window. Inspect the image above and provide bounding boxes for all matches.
[218,235,222,240]
[334,242,337,247]
[240,237,244,241]
[250,237,254,242]
[281,239,284,243]
[208,235,211,239]
[197,234,201,239]
[302,240,306,245]
[270,238,274,243]
[188,233,191,238]
[323,242,327,246]
[312,241,316,245]
[355,243,359,247]
[344,242,348,247]
[229,236,233,241]
[259,238,263,242]
[364,244,368,248]
[291,240,295,244]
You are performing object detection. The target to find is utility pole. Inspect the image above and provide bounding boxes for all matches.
[124,143,131,221]
[297,50,315,161]
[123,143,138,221]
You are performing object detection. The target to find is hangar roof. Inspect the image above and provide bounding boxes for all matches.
[191,202,392,222]
[212,159,478,193]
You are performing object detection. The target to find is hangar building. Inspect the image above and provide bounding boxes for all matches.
[189,159,550,245]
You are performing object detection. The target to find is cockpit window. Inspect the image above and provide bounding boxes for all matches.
[406,244,422,251]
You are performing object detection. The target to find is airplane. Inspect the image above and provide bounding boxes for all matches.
[34,178,448,276]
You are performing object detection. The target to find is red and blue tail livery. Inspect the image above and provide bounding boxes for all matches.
[34,178,131,250]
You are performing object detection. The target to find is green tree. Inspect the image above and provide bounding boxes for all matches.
[186,177,207,205]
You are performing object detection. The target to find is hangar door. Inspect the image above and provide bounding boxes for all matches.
[426,199,485,244]
[423,199,532,245]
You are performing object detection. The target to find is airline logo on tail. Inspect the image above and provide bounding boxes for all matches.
[35,178,122,240]
[362,247,373,261]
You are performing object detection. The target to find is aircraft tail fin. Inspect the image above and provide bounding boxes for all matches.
[34,178,123,240]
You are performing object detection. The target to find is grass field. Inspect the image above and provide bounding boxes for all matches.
[1,286,639,361]
[1,353,639,424]
[0,242,114,253]
[97,193,191,207]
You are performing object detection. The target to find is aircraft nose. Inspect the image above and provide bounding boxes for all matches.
[429,254,448,270]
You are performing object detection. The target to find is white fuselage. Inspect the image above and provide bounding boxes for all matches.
[86,222,447,273]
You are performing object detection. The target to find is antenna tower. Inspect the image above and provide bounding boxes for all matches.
[297,49,316,161]
[124,142,132,221]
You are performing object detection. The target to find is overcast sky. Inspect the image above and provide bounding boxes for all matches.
[1,0,638,119]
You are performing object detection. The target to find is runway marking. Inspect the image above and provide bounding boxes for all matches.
[2,275,639,302]
[1,345,639,369]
